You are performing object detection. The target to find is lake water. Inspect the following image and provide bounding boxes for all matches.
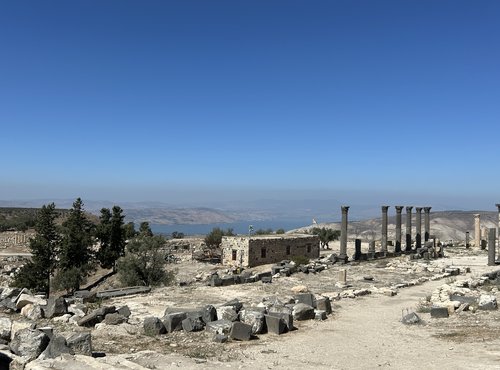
[150,218,312,236]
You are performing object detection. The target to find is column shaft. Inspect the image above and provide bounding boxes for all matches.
[340,206,349,262]
[405,206,413,252]
[395,206,403,253]
[381,206,389,254]
[424,207,432,242]
[415,207,422,249]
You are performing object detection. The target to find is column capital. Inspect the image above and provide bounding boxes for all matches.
[395,206,404,212]
[381,205,389,212]
[474,213,481,219]
[496,204,500,211]
[415,207,423,213]
[406,206,413,212]
[423,207,432,213]
[341,206,350,214]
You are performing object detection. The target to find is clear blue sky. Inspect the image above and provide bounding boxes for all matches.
[1,1,499,209]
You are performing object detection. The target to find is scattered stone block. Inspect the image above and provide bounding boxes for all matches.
[221,276,235,286]
[0,317,11,341]
[66,332,92,356]
[205,320,232,335]
[116,305,131,318]
[104,313,127,325]
[213,334,228,343]
[221,299,243,312]
[182,316,205,332]
[77,306,116,327]
[295,293,315,307]
[43,297,68,319]
[143,316,166,336]
[291,285,309,294]
[9,328,49,361]
[229,322,252,341]
[239,309,266,334]
[430,306,449,318]
[261,276,272,284]
[15,294,46,310]
[271,266,282,275]
[292,303,315,321]
[315,310,327,320]
[163,312,187,333]
[201,305,217,324]
[216,306,238,322]
[210,275,222,287]
[265,314,286,335]
[268,312,293,331]
[21,303,43,321]
[478,295,497,310]
[315,296,332,314]
[401,312,421,325]
[38,334,74,360]
[74,290,97,302]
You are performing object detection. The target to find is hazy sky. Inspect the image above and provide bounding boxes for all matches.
[1,1,499,209]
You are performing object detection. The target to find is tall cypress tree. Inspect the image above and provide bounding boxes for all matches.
[11,203,60,295]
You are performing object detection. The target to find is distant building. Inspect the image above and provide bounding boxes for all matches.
[221,234,320,267]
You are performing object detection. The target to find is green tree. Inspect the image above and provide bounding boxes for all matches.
[204,227,224,248]
[311,227,340,249]
[116,234,174,287]
[96,206,126,269]
[12,203,60,295]
[53,198,95,293]
[276,228,286,234]
[139,221,153,236]
[254,228,273,235]
[124,222,137,239]
[171,231,185,239]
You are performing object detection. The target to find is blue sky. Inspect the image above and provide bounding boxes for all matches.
[1,1,499,209]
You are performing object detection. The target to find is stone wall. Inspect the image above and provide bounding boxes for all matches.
[0,231,33,249]
[221,234,320,267]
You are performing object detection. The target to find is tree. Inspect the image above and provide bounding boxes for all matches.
[311,227,340,249]
[116,234,175,287]
[12,203,60,295]
[96,206,126,269]
[53,198,95,293]
[171,231,185,239]
[254,228,273,235]
[276,228,286,234]
[139,221,153,236]
[124,222,137,239]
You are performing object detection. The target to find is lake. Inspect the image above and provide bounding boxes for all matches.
[150,218,313,236]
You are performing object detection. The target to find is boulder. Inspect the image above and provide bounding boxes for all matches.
[15,294,46,310]
[0,317,12,341]
[213,334,228,343]
[182,316,205,332]
[162,312,187,333]
[0,288,21,301]
[43,297,68,319]
[66,332,92,356]
[104,313,127,325]
[77,306,116,327]
[221,299,243,313]
[116,305,131,318]
[9,328,49,361]
[402,312,421,325]
[229,322,252,341]
[292,303,315,321]
[216,306,238,322]
[10,320,34,341]
[205,320,232,335]
[291,285,309,294]
[143,317,166,336]
[478,295,497,310]
[239,309,266,335]
[201,305,217,324]
[21,304,43,321]
[38,335,74,360]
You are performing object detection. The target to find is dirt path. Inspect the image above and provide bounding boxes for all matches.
[232,275,500,370]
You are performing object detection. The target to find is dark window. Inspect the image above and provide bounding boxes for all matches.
[307,244,312,253]
[286,246,291,255]
[261,247,267,258]
[232,250,237,261]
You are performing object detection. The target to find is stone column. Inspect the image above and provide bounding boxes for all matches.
[488,228,496,266]
[381,206,389,255]
[395,206,403,253]
[424,207,432,242]
[465,231,470,248]
[368,241,375,259]
[405,206,413,252]
[354,239,362,260]
[474,214,481,248]
[496,204,500,246]
[415,207,422,249]
[339,206,349,262]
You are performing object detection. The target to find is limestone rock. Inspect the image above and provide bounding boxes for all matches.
[21,304,43,321]
[104,313,127,326]
[66,332,92,356]
[43,297,68,319]
[16,294,46,310]
[216,306,238,322]
[478,295,497,310]
[205,320,232,335]
[292,303,315,321]
[291,285,309,294]
[9,328,50,361]
[0,317,12,341]
[143,317,166,336]
[239,309,266,334]
[401,312,421,325]
[38,335,74,360]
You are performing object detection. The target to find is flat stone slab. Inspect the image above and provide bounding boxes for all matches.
[430,306,449,318]
[96,286,151,299]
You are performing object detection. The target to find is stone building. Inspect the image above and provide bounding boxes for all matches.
[221,234,320,267]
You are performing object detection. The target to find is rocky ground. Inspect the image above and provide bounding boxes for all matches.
[2,244,500,369]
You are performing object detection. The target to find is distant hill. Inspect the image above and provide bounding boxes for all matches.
[292,210,498,242]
